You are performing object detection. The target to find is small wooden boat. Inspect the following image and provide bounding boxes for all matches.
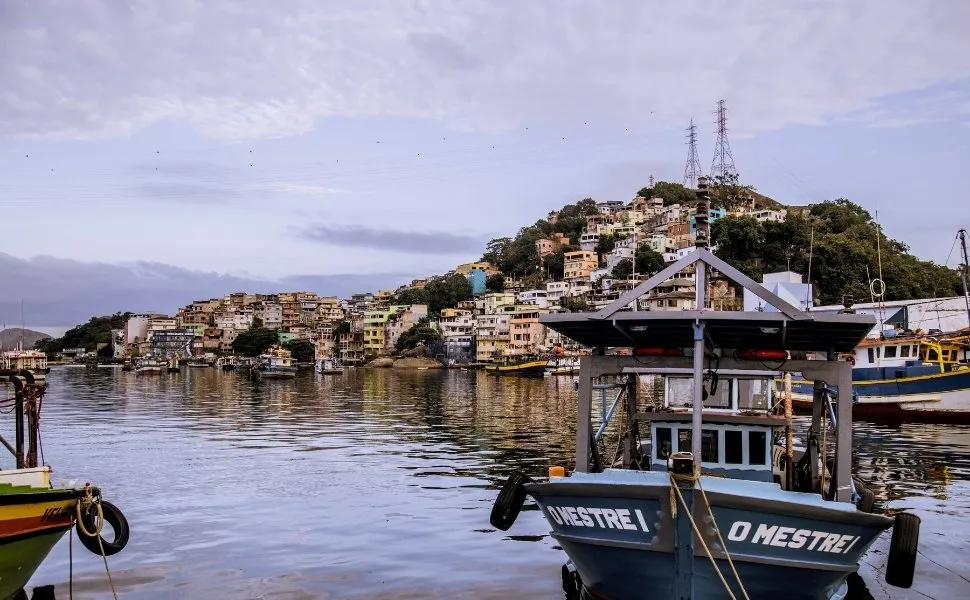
[315,356,344,374]
[484,354,550,377]
[0,370,130,598]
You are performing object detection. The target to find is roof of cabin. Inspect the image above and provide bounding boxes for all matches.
[539,309,875,353]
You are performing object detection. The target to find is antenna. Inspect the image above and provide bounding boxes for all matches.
[805,226,815,311]
[711,99,737,181]
[683,119,702,188]
[959,228,970,329]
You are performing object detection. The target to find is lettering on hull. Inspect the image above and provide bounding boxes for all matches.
[727,521,861,554]
[544,505,651,533]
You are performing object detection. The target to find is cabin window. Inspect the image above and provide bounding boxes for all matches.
[701,429,720,463]
[655,427,671,459]
[884,346,897,358]
[678,429,692,453]
[724,430,743,464]
[928,349,939,361]
[703,381,732,409]
[749,431,767,465]
[867,348,875,363]
[738,379,770,410]
[900,345,911,358]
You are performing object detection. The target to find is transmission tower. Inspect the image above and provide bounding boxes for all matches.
[710,99,737,181]
[683,119,702,188]
[648,174,655,189]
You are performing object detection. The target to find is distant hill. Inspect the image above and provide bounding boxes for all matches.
[0,328,51,351]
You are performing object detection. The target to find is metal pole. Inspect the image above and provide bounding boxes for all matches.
[959,229,970,329]
[14,381,25,469]
[691,176,710,466]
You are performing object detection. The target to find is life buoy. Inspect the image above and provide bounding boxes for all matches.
[846,355,856,366]
[490,471,532,531]
[77,500,130,557]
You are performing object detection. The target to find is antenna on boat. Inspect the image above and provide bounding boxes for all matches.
[805,225,814,311]
[959,228,970,329]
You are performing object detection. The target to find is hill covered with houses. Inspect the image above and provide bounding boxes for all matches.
[41,179,964,366]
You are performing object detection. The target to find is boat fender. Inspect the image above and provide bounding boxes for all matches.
[852,477,876,514]
[489,471,532,531]
[77,500,130,557]
[845,355,856,366]
[885,512,920,588]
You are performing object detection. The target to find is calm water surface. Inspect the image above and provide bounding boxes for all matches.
[13,366,970,599]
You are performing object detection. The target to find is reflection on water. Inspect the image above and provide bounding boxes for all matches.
[8,367,968,599]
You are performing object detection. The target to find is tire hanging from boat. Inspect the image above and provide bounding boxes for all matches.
[77,499,131,556]
[490,471,531,531]
[885,512,920,588]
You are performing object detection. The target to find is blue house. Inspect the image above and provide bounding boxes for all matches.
[467,268,487,295]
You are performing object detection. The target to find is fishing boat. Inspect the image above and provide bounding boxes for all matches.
[545,356,581,376]
[186,356,211,368]
[216,356,238,371]
[489,184,920,600]
[253,346,297,379]
[134,356,166,374]
[485,353,550,376]
[0,370,130,599]
[315,356,344,374]
[0,345,49,375]
[787,332,970,423]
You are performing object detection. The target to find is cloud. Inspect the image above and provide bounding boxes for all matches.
[296,223,488,255]
[267,183,359,196]
[2,1,968,142]
[0,252,414,328]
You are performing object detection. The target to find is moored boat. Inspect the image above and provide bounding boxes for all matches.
[315,356,344,374]
[134,356,167,374]
[253,346,297,379]
[485,353,550,377]
[545,355,580,376]
[0,370,130,598]
[488,186,921,600]
[0,345,49,375]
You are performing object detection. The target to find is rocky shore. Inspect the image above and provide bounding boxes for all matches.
[364,356,443,369]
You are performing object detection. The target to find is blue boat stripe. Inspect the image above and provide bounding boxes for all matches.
[553,532,659,551]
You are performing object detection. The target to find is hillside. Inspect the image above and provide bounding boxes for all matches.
[0,328,51,351]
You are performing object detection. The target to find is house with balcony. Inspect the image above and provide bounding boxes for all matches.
[508,306,551,356]
[563,250,598,283]
[517,289,550,309]
[474,313,510,362]
[436,308,475,362]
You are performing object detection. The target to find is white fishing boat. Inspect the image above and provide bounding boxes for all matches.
[545,355,580,376]
[134,356,166,374]
[315,356,344,374]
[253,346,297,379]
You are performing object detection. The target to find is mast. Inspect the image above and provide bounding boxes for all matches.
[960,229,970,329]
[691,176,711,466]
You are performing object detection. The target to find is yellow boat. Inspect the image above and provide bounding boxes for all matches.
[485,354,550,376]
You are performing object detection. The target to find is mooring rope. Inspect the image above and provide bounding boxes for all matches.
[75,491,119,600]
[669,467,750,600]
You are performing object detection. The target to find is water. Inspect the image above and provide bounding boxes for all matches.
[11,367,970,599]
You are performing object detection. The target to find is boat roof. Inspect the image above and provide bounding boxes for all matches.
[539,248,876,354]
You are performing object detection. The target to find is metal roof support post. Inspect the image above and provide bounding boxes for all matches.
[575,354,594,473]
[835,361,853,502]
[691,319,705,467]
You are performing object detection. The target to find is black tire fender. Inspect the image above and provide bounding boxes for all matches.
[853,477,876,514]
[490,471,531,531]
[886,512,920,589]
[77,500,130,557]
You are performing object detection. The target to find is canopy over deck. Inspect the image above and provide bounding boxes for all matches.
[540,310,875,354]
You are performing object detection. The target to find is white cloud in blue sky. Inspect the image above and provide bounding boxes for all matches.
[1,0,969,329]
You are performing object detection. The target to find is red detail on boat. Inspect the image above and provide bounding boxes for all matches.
[632,347,683,357]
[735,349,789,360]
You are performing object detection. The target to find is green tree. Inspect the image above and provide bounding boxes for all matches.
[634,245,666,275]
[395,317,441,352]
[595,234,617,255]
[97,344,114,359]
[612,258,633,280]
[333,321,351,336]
[395,287,429,306]
[424,273,473,314]
[560,296,589,312]
[708,173,756,210]
[646,181,697,206]
[231,326,279,357]
[485,273,505,292]
[283,339,315,362]
[251,316,264,329]
[35,312,131,353]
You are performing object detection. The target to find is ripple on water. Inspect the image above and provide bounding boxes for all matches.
[14,367,970,599]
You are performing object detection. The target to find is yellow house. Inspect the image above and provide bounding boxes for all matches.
[363,304,410,356]
[454,261,500,277]
[563,250,598,283]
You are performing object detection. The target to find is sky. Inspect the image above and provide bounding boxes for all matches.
[1,0,969,335]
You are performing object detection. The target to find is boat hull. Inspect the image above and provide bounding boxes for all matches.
[0,482,84,600]
[255,368,297,379]
[790,369,970,423]
[485,360,550,377]
[527,470,892,600]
